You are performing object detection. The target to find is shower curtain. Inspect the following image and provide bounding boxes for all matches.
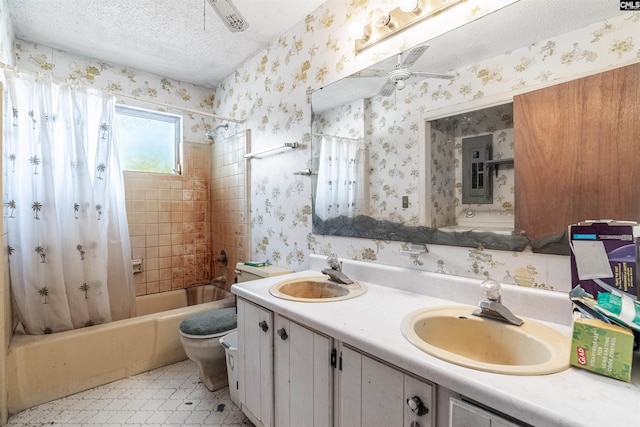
[2,69,134,335]
[315,135,369,220]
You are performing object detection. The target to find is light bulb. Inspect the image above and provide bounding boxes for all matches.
[399,0,420,13]
[373,8,392,28]
[396,79,406,90]
[349,22,368,40]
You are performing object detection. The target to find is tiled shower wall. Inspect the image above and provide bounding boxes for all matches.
[210,132,250,292]
[124,142,212,296]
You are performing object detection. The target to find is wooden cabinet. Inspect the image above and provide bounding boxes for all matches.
[237,298,273,427]
[514,62,640,246]
[338,344,434,427]
[273,314,333,427]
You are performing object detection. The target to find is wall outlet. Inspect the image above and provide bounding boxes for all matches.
[402,196,409,208]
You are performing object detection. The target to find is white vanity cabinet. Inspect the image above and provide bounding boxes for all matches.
[338,344,435,427]
[237,298,274,427]
[273,314,333,426]
[237,298,434,427]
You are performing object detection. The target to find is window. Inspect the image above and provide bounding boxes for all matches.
[115,105,182,174]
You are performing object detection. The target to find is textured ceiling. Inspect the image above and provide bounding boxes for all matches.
[7,0,325,88]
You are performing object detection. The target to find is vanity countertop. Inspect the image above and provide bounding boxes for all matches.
[231,262,640,427]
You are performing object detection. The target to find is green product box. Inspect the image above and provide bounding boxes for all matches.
[570,318,634,382]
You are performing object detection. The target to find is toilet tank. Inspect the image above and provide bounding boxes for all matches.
[235,262,294,283]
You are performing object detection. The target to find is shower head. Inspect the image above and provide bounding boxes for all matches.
[205,123,229,141]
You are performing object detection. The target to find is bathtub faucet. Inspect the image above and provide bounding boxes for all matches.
[211,276,226,286]
[472,278,523,326]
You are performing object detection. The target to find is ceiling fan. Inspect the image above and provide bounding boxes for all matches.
[354,45,454,97]
[207,0,249,32]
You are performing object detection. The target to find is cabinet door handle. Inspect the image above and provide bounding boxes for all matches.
[406,396,428,416]
[277,328,288,340]
[258,320,269,332]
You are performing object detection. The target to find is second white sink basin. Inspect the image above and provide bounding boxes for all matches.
[401,305,570,375]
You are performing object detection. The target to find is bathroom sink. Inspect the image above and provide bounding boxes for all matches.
[401,306,570,375]
[269,277,367,302]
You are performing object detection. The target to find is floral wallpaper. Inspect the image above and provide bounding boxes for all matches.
[211,2,640,294]
[2,0,639,297]
[11,43,218,143]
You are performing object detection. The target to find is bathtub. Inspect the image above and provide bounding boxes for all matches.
[6,286,235,415]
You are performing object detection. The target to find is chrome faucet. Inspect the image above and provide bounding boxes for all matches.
[472,278,523,326]
[321,254,354,285]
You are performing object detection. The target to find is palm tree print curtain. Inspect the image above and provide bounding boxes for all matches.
[2,70,135,334]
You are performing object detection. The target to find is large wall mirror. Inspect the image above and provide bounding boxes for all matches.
[310,2,634,255]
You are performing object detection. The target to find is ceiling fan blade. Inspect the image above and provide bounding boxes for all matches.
[400,44,429,68]
[378,80,396,97]
[206,0,249,32]
[411,71,455,79]
[350,69,388,78]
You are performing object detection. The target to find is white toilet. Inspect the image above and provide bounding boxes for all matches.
[181,263,293,393]
[179,306,237,391]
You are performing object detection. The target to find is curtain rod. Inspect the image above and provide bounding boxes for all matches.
[0,62,243,124]
[112,92,244,123]
[312,133,363,141]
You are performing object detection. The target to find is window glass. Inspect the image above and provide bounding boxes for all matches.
[115,105,182,174]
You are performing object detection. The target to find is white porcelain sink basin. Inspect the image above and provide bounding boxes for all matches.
[269,276,367,302]
[401,306,570,375]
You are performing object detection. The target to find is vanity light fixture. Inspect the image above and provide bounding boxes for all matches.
[353,0,463,54]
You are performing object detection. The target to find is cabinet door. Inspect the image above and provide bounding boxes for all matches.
[339,345,434,427]
[274,314,332,427]
[361,353,404,427]
[404,374,434,427]
[237,299,273,427]
[338,345,363,426]
[514,62,640,244]
[449,398,521,427]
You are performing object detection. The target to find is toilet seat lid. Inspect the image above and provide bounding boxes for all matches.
[179,307,237,338]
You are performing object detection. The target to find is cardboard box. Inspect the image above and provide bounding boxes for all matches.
[570,318,634,382]
[570,221,640,299]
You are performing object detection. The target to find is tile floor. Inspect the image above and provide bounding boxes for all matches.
[6,360,254,427]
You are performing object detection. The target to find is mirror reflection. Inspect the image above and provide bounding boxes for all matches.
[429,103,514,233]
[310,2,633,254]
[311,45,526,252]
